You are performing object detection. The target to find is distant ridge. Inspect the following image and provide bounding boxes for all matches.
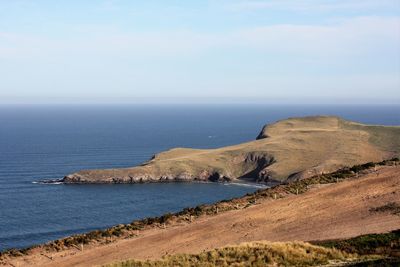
[63,116,400,184]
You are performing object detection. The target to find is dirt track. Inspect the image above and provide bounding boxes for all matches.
[5,166,400,267]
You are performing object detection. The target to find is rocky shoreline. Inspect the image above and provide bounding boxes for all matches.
[61,152,276,184]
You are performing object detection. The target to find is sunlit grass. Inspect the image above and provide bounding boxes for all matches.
[105,241,356,267]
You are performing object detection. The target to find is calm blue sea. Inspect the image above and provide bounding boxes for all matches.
[0,104,399,251]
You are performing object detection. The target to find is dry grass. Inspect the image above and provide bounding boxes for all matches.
[106,229,400,267]
[105,241,355,267]
[341,121,400,155]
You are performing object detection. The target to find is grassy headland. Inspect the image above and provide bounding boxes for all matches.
[63,116,400,184]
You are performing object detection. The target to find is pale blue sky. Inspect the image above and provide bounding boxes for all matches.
[1,0,400,104]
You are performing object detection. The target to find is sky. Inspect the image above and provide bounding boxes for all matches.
[0,0,400,104]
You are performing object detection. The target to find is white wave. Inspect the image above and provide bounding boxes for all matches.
[32,179,63,185]
[224,182,269,189]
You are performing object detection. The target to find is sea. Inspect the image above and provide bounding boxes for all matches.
[0,104,399,251]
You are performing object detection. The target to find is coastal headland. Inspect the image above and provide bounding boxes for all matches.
[63,116,400,184]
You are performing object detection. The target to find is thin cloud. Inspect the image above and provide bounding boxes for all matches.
[1,16,399,60]
[98,0,121,11]
[229,16,400,56]
[228,0,400,12]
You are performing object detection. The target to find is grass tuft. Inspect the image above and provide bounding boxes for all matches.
[105,241,352,267]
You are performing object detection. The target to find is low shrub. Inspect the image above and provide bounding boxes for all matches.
[315,229,400,256]
[369,202,400,216]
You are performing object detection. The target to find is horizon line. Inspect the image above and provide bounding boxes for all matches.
[0,97,399,105]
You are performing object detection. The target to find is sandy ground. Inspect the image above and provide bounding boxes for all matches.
[5,165,400,267]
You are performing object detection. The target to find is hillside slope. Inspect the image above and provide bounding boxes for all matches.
[63,116,400,183]
[7,164,399,267]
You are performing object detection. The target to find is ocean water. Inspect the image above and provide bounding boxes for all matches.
[0,104,399,251]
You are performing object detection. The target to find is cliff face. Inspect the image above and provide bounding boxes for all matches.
[63,151,276,184]
[62,116,400,184]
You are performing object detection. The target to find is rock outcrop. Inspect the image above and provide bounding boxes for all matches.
[62,116,400,184]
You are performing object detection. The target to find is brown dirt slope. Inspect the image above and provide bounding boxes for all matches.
[7,165,400,267]
[63,116,400,183]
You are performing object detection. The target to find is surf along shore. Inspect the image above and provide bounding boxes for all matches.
[1,158,399,266]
